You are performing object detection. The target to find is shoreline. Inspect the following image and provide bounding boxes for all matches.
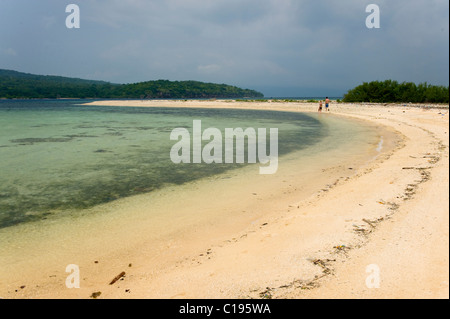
[1,100,448,299]
[79,100,450,299]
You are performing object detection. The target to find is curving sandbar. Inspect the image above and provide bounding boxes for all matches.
[1,99,448,299]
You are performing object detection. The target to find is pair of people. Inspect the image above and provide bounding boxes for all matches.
[318,97,330,112]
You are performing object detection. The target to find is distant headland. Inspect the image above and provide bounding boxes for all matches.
[0,69,264,99]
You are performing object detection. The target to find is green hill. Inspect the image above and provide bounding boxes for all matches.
[0,69,264,99]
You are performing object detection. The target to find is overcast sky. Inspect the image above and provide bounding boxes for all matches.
[0,0,448,97]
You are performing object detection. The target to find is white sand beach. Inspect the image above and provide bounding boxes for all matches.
[1,100,448,299]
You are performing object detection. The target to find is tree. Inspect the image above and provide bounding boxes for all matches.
[343,80,449,103]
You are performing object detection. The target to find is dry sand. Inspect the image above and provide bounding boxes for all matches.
[1,100,448,299]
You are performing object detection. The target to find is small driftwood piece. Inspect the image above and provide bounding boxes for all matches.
[109,271,126,285]
[362,218,376,228]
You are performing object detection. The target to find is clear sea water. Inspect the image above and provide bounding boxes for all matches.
[0,100,329,229]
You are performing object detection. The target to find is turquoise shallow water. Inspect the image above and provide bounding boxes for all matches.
[0,100,326,228]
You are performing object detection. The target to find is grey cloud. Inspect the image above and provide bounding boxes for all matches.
[0,0,448,96]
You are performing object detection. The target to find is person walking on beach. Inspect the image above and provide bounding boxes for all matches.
[318,100,323,112]
[325,97,330,112]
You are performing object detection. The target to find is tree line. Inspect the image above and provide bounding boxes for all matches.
[343,80,449,103]
[0,69,263,99]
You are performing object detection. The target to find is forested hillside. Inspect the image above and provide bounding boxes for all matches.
[0,69,263,99]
